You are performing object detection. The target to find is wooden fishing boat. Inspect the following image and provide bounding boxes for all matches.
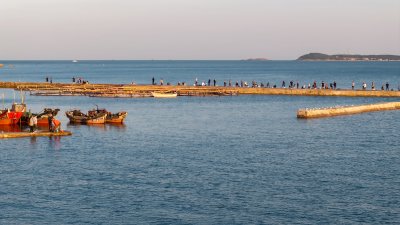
[65,110,107,124]
[105,111,127,123]
[151,92,178,98]
[0,103,26,125]
[93,108,128,123]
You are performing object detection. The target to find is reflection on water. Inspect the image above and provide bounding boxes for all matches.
[106,123,127,132]
[66,123,127,132]
[67,122,106,131]
[30,136,37,145]
[48,136,62,150]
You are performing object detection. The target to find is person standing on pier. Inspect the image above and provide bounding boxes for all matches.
[50,117,56,132]
[152,77,155,85]
[160,78,164,85]
[282,81,285,88]
[45,76,49,82]
[371,81,375,90]
[386,82,389,91]
[33,116,37,132]
[333,81,337,89]
[29,115,37,132]
[352,81,355,90]
[213,79,216,86]
[229,80,232,87]
[48,115,53,132]
[208,79,211,86]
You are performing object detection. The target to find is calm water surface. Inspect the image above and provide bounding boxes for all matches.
[0,61,399,224]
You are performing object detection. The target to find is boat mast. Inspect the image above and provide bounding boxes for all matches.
[20,90,25,104]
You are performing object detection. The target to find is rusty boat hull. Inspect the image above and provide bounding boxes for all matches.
[66,110,107,124]
[106,112,127,123]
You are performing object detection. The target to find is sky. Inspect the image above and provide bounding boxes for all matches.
[0,0,399,60]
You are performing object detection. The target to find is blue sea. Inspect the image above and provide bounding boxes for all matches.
[0,61,399,224]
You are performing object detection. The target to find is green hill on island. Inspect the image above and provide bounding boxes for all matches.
[298,53,400,61]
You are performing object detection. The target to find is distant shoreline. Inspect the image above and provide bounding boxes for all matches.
[298,53,400,61]
[0,58,400,62]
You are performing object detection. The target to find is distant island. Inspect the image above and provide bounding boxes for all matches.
[244,58,269,61]
[297,53,400,61]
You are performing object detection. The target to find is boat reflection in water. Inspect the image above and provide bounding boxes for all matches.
[66,122,126,132]
[105,123,127,132]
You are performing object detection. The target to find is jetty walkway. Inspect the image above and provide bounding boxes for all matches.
[297,102,400,119]
[1,81,400,98]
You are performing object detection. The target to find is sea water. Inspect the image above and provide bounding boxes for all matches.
[0,61,399,224]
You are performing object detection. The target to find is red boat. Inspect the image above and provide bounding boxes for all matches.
[36,108,61,127]
[21,108,61,127]
[0,103,26,125]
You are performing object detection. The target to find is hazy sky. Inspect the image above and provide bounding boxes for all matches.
[0,0,399,60]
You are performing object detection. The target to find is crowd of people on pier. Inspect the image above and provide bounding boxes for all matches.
[358,81,393,91]
[72,76,90,84]
[45,76,91,84]
[151,77,399,91]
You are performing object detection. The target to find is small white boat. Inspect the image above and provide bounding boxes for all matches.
[72,60,78,63]
[151,92,178,98]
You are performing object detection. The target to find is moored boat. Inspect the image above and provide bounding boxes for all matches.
[93,108,128,123]
[151,92,178,98]
[22,108,61,127]
[65,109,107,124]
[106,111,127,123]
[0,103,26,125]
[36,108,61,126]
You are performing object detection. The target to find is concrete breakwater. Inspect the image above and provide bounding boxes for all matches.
[297,102,400,119]
[1,81,400,98]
